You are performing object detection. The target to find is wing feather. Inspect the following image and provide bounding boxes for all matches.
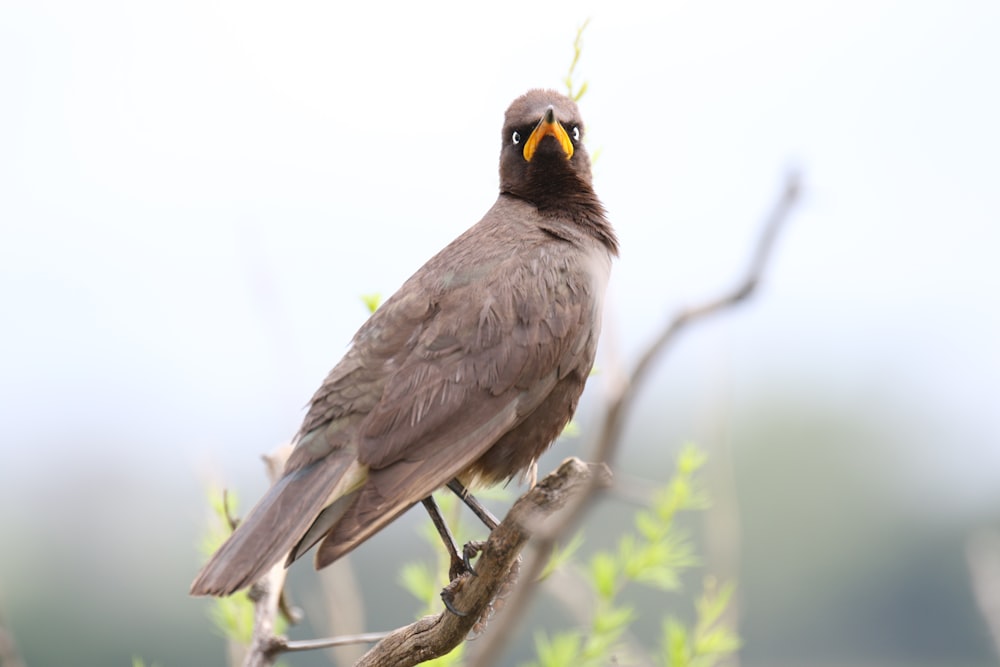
[195,198,610,588]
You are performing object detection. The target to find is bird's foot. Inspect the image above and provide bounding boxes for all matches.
[440,578,469,617]
[441,546,524,629]
[462,540,486,577]
[446,539,486,581]
[442,540,487,616]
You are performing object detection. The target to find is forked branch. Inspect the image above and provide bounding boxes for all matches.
[466,170,802,667]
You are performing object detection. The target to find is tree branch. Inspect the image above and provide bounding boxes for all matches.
[239,445,293,667]
[966,529,1000,659]
[353,458,610,667]
[0,608,26,667]
[237,457,608,667]
[595,170,801,466]
[233,171,800,667]
[466,170,801,667]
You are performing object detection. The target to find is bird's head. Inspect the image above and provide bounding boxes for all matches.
[499,89,594,204]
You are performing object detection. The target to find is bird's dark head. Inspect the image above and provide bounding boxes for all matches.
[499,89,595,206]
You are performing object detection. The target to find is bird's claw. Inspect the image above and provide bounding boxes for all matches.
[441,541,488,616]
[441,578,468,617]
[462,540,486,577]
[447,539,486,581]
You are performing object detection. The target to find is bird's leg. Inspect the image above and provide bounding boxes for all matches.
[420,496,468,582]
[445,479,500,577]
[422,495,488,617]
[436,481,526,619]
[447,479,500,529]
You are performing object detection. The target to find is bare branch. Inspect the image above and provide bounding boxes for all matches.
[233,457,606,667]
[275,631,390,654]
[233,172,800,667]
[0,608,26,667]
[240,445,293,667]
[353,458,610,667]
[595,170,801,466]
[966,529,1000,658]
[467,171,801,667]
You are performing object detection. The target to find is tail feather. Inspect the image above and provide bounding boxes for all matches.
[287,488,360,565]
[190,453,361,596]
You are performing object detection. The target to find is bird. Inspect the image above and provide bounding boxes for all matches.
[190,88,618,598]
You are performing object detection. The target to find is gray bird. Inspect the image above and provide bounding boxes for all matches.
[190,89,618,597]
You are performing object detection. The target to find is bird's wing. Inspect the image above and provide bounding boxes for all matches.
[360,243,591,467]
[310,241,601,565]
[189,289,433,596]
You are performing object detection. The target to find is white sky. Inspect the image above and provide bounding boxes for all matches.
[1,1,998,510]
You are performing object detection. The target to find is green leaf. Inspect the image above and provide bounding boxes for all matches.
[676,444,708,475]
[209,591,255,644]
[581,630,618,663]
[634,508,665,542]
[360,293,382,314]
[200,486,239,556]
[399,562,439,604]
[590,552,618,600]
[694,627,741,655]
[695,579,736,629]
[591,604,635,636]
[197,485,260,645]
[692,580,741,657]
[523,443,741,667]
[634,564,681,592]
[532,630,583,667]
[563,19,591,101]
[663,617,691,667]
[560,419,581,438]
[540,531,585,580]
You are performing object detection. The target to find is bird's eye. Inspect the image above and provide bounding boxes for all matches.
[572,126,581,142]
[512,131,521,145]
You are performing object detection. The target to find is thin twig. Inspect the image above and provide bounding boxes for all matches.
[466,171,801,667]
[281,631,391,652]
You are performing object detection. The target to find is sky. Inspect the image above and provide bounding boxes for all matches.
[2,0,997,493]
[1,0,999,664]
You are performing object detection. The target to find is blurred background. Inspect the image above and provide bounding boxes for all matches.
[1,1,998,665]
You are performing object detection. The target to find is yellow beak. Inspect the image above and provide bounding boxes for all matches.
[522,106,574,162]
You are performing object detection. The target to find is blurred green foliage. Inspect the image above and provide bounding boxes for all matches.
[523,444,739,667]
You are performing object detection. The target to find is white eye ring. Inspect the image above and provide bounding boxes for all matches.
[572,126,581,141]
[512,131,521,145]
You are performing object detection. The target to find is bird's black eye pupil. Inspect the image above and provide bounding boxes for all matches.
[572,126,581,141]
[512,131,520,145]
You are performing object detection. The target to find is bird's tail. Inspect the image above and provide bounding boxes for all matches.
[190,453,364,596]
